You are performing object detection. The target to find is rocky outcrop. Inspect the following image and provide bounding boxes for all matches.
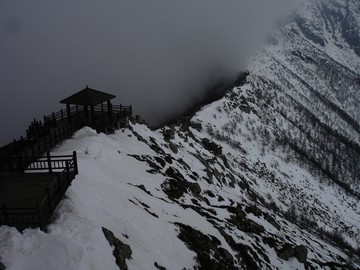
[102,227,132,270]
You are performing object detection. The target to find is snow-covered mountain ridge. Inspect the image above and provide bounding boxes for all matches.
[1,0,360,269]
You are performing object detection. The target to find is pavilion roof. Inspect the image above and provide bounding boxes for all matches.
[60,86,115,106]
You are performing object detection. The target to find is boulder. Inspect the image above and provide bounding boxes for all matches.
[277,244,308,263]
[163,129,175,141]
[295,245,308,263]
[277,244,296,261]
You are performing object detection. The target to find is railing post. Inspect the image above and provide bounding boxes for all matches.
[18,154,24,173]
[73,151,78,175]
[48,128,52,148]
[20,136,24,147]
[38,138,42,155]
[66,161,70,183]
[52,112,56,125]
[31,144,35,160]
[57,174,63,194]
[54,129,58,144]
[7,152,13,172]
[36,203,44,230]
[61,109,64,119]
[46,188,53,213]
[24,148,29,169]
[1,204,9,224]
[47,152,52,174]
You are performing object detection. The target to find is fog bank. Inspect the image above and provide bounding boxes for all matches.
[0,0,292,145]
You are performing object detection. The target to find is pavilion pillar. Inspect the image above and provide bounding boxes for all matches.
[66,104,71,122]
[90,105,95,125]
[84,105,88,116]
[107,101,113,118]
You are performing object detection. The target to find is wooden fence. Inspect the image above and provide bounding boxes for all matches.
[0,152,78,230]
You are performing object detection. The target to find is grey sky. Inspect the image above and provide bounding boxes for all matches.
[0,0,291,146]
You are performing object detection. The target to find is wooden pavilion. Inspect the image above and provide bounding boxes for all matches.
[60,86,116,125]
[0,86,132,230]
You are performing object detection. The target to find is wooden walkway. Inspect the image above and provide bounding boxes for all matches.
[0,172,58,208]
[0,152,78,230]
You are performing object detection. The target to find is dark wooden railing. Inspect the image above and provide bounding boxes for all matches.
[43,104,132,125]
[0,124,75,170]
[0,103,132,168]
[0,152,78,230]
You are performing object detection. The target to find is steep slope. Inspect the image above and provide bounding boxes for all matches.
[0,119,359,269]
[1,0,360,269]
[250,0,360,194]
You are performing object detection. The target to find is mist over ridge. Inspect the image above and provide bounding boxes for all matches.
[0,0,292,145]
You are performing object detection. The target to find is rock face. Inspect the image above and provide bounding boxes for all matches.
[102,227,132,270]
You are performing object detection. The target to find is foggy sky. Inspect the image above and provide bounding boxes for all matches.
[0,0,292,146]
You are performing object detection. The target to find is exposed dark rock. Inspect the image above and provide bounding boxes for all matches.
[145,208,159,218]
[263,237,278,248]
[204,190,215,198]
[188,182,201,195]
[175,223,237,270]
[163,129,175,141]
[294,245,308,263]
[161,178,201,200]
[136,184,148,193]
[277,244,296,261]
[161,179,186,200]
[263,213,281,231]
[0,260,5,270]
[164,155,173,164]
[245,205,263,218]
[154,262,166,270]
[216,227,260,269]
[165,167,185,181]
[154,157,166,167]
[201,138,222,156]
[228,214,265,235]
[177,158,191,171]
[102,227,132,270]
[182,204,219,220]
[190,122,202,131]
[129,128,147,143]
[128,155,162,173]
[239,96,252,113]
[277,244,308,263]
[168,142,178,154]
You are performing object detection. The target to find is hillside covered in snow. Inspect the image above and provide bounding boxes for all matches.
[1,0,360,269]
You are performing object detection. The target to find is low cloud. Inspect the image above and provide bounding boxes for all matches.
[0,0,292,145]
